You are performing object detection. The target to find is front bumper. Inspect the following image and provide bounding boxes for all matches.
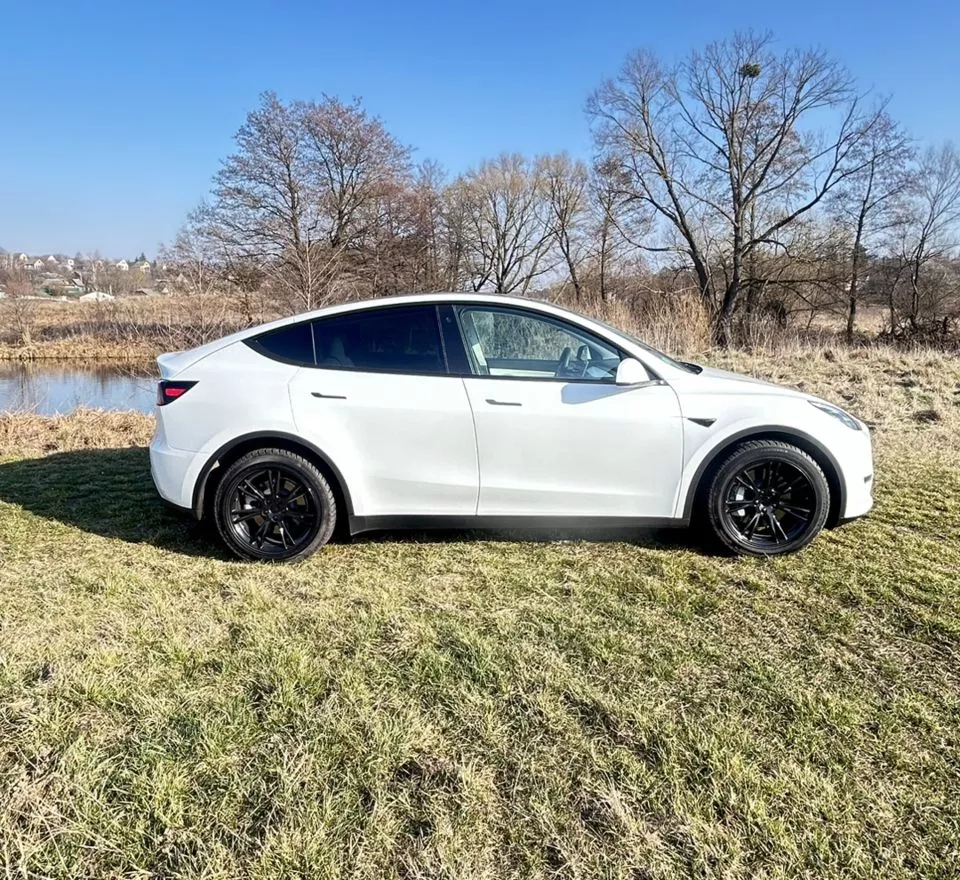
[835,424,874,521]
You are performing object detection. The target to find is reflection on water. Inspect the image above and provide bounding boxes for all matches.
[0,361,158,415]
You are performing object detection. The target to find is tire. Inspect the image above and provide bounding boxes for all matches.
[213,447,336,562]
[704,440,830,556]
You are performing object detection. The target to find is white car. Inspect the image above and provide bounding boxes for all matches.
[149,293,874,562]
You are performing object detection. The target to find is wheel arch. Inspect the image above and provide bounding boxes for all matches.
[683,427,845,528]
[192,431,354,527]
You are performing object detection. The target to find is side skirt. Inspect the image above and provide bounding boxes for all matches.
[347,514,689,536]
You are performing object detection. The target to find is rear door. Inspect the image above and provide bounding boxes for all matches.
[454,305,684,518]
[285,305,479,517]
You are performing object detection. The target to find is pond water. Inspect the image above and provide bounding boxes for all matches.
[0,362,158,415]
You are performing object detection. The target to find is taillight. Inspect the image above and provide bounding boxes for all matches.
[157,380,197,406]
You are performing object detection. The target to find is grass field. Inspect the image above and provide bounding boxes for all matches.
[1,350,959,878]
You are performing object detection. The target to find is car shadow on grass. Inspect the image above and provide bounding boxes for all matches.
[0,448,229,560]
[0,448,712,558]
[351,525,702,552]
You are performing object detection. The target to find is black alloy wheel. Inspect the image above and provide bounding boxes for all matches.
[213,448,336,562]
[722,460,816,548]
[705,440,830,556]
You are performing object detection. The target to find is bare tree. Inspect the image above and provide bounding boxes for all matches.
[588,31,884,343]
[299,96,411,252]
[159,206,230,343]
[1,268,36,346]
[831,110,913,341]
[206,93,322,309]
[204,92,410,311]
[160,206,222,298]
[899,143,960,331]
[451,154,555,294]
[541,154,590,300]
[438,179,473,291]
[588,159,654,302]
[590,169,620,302]
[401,160,447,292]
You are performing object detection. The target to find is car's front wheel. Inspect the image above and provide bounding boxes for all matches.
[213,448,336,562]
[704,440,830,556]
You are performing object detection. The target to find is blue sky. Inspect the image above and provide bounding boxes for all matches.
[2,0,957,258]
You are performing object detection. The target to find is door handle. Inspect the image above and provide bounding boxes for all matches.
[311,392,347,400]
[486,398,522,406]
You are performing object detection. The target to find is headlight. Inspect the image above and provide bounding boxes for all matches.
[808,400,861,431]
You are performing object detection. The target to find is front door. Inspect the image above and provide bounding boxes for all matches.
[455,305,684,518]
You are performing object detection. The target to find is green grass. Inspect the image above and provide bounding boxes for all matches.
[1,351,960,878]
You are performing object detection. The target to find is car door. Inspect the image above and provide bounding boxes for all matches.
[286,304,479,517]
[454,304,684,518]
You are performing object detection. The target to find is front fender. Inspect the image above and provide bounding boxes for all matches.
[674,411,851,523]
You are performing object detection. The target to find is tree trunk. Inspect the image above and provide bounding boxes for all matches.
[714,287,739,347]
[598,228,609,303]
[845,284,858,345]
[565,249,583,302]
[714,252,741,347]
[909,260,921,331]
[846,226,865,345]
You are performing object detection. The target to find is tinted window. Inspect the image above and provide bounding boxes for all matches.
[248,322,315,365]
[457,307,623,382]
[312,305,445,374]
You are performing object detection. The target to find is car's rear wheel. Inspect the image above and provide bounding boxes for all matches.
[213,448,336,562]
[705,440,830,556]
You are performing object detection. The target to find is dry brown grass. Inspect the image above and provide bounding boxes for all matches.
[0,294,280,360]
[710,347,960,467]
[576,294,715,354]
[0,407,154,457]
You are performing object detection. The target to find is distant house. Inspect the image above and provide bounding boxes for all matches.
[16,253,28,265]
[134,259,151,272]
[31,258,44,271]
[64,258,75,270]
[116,259,129,271]
[46,255,59,266]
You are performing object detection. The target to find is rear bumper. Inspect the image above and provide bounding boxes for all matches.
[149,427,197,512]
[160,496,194,517]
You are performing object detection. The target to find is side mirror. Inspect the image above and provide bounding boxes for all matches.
[615,357,649,386]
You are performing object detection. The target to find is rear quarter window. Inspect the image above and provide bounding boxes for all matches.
[246,322,316,366]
